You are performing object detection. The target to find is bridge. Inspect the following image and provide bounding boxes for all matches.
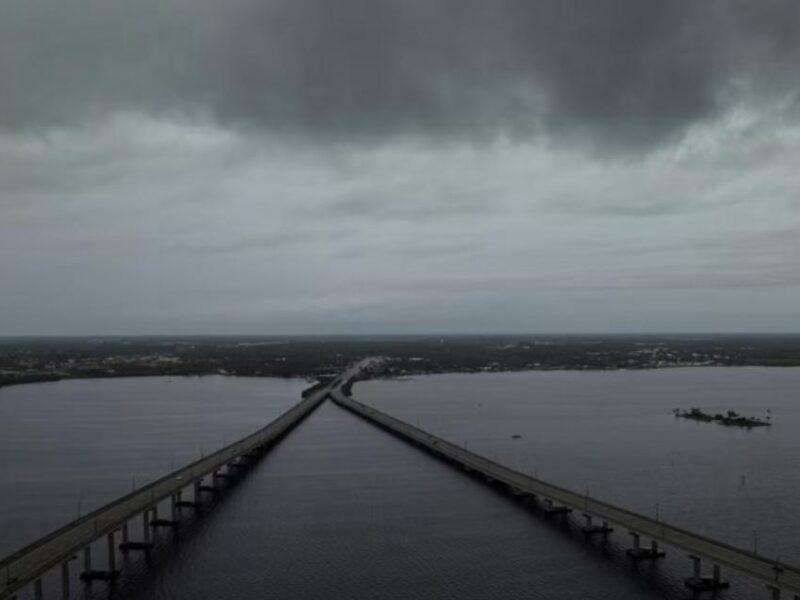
[2,362,799,600]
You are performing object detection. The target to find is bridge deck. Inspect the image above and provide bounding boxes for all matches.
[331,389,800,595]
[0,388,328,599]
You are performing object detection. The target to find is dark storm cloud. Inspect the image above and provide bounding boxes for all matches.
[2,0,800,149]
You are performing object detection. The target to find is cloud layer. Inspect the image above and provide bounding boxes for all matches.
[3,0,800,149]
[1,1,799,333]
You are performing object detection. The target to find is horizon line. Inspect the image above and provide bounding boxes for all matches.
[2,332,800,339]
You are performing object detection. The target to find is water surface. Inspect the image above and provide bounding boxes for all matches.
[0,375,306,555]
[88,402,684,600]
[358,367,800,562]
[4,368,798,599]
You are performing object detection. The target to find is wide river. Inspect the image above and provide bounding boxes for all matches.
[1,367,798,599]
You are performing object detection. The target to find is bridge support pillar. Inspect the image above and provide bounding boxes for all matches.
[33,578,43,600]
[171,494,178,522]
[80,533,120,581]
[119,514,153,551]
[151,503,178,528]
[582,513,613,538]
[61,560,70,599]
[685,555,729,591]
[143,511,151,544]
[650,541,663,556]
[107,532,116,572]
[625,532,665,560]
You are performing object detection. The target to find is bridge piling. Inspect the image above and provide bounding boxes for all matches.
[33,578,42,600]
[107,532,116,572]
[649,541,665,558]
[119,517,151,551]
[582,513,613,538]
[60,561,69,599]
[81,533,120,582]
[142,511,150,545]
[685,555,729,591]
[151,502,178,528]
[176,488,202,509]
[626,532,665,560]
[171,495,178,522]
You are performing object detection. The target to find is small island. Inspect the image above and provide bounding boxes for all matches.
[673,408,772,428]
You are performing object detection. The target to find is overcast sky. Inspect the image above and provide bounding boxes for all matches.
[1,0,799,335]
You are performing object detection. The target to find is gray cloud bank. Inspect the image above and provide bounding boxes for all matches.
[3,0,800,149]
[2,1,800,334]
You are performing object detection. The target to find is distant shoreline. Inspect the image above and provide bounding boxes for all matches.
[5,362,800,393]
[3,335,800,393]
[0,370,311,392]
